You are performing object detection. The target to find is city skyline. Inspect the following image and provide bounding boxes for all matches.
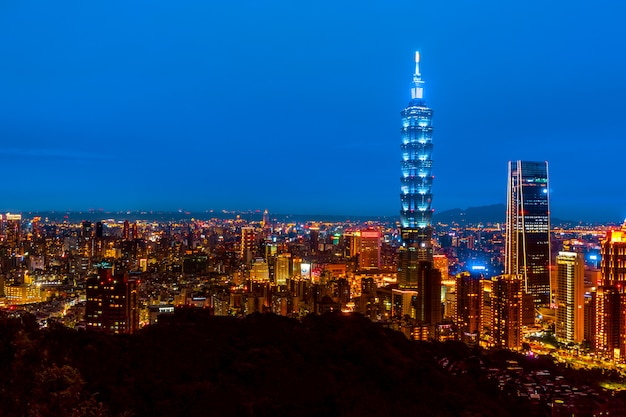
[1,1,626,222]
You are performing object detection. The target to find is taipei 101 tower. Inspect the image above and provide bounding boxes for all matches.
[397,52,441,327]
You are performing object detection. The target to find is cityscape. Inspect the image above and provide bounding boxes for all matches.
[3,1,626,416]
[1,50,626,416]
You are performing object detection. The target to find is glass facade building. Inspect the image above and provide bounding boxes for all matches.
[505,160,551,307]
[397,52,441,328]
[399,52,434,232]
[398,52,435,288]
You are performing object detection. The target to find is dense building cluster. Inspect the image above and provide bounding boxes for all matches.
[0,210,618,356]
[0,211,402,329]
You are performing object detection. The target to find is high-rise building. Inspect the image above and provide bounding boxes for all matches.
[30,216,41,239]
[398,51,434,273]
[348,229,381,269]
[433,254,449,283]
[85,267,139,334]
[241,227,256,265]
[2,213,22,251]
[81,221,94,259]
[358,229,381,270]
[262,209,270,229]
[480,278,494,345]
[95,221,104,238]
[454,272,493,346]
[250,258,270,282]
[555,251,585,344]
[397,52,441,330]
[123,220,130,241]
[492,274,523,349]
[595,224,626,360]
[456,272,483,345]
[435,254,455,319]
[275,254,291,286]
[505,161,551,307]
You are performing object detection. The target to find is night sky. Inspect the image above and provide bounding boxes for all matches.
[1,1,625,222]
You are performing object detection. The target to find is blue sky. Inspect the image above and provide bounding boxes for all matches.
[1,1,625,222]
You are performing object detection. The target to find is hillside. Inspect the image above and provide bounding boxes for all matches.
[2,311,621,417]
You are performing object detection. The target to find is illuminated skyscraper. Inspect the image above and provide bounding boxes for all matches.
[595,223,626,360]
[505,161,551,307]
[397,52,441,328]
[555,251,584,344]
[398,51,434,266]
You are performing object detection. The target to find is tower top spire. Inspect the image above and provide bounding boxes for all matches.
[411,51,424,100]
[414,51,421,76]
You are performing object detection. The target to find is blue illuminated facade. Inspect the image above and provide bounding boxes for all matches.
[397,53,441,331]
[400,79,433,231]
[398,52,436,291]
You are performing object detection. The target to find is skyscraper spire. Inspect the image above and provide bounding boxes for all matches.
[411,50,425,100]
[414,51,421,76]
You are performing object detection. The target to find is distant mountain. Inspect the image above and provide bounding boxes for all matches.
[433,204,587,226]
[434,204,506,225]
[15,208,587,226]
[20,210,397,224]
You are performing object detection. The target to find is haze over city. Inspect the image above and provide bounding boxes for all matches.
[1,1,625,222]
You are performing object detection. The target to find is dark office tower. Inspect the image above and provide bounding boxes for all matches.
[335,278,351,306]
[309,228,319,254]
[595,224,626,360]
[95,222,104,238]
[81,221,93,238]
[80,221,94,259]
[397,52,441,329]
[186,224,194,248]
[505,160,551,307]
[85,267,139,334]
[415,262,442,324]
